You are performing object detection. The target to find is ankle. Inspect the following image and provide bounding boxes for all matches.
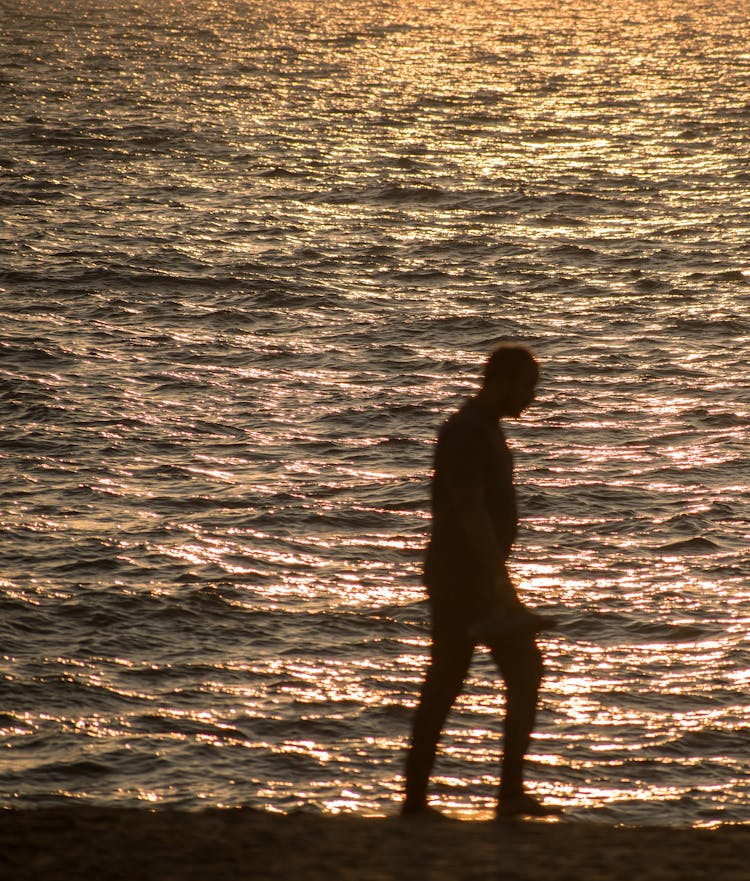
[402,798,428,815]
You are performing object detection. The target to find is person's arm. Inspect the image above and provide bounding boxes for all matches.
[447,480,524,611]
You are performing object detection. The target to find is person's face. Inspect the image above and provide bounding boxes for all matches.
[508,370,537,416]
[489,366,538,417]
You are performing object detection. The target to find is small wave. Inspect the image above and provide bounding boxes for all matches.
[322,183,450,206]
[635,277,674,292]
[672,317,748,335]
[685,269,750,284]
[691,412,748,428]
[536,212,586,227]
[51,556,123,575]
[251,165,310,179]
[0,340,77,364]
[548,244,601,259]
[563,611,717,644]
[656,537,720,554]
[663,728,750,755]
[15,759,115,781]
[0,712,35,733]
[129,713,247,741]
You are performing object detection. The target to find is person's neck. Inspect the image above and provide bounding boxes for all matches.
[472,389,503,420]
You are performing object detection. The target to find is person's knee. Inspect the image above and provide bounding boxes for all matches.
[529,650,543,690]
[524,639,544,684]
[501,638,543,692]
[419,643,471,702]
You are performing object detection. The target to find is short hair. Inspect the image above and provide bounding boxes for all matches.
[483,343,538,385]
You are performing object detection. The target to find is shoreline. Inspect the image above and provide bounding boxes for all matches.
[3,807,749,880]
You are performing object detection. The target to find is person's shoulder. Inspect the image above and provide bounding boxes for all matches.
[444,399,488,429]
[438,400,490,446]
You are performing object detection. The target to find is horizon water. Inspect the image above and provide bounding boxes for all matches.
[1,0,749,827]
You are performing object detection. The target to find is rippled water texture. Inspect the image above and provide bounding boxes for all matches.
[1,0,749,826]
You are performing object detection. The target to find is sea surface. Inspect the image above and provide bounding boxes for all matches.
[1,0,749,827]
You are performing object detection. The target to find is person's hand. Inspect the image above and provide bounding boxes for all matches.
[468,606,557,642]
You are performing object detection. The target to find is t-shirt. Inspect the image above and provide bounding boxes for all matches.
[424,398,518,605]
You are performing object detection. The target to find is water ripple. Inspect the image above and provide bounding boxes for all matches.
[1,0,749,826]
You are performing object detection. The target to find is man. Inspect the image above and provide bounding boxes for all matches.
[403,343,559,819]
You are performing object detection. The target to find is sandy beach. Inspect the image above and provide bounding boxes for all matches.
[3,807,749,881]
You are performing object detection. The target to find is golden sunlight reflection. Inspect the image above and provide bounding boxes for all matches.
[4,0,749,830]
[280,741,333,764]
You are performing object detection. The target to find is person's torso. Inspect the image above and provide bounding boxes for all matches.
[425,399,518,590]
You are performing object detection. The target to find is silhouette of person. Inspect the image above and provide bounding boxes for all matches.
[403,343,559,819]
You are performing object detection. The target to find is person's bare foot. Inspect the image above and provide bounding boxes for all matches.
[496,793,563,819]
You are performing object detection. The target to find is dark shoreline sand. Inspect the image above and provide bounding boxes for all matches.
[3,808,750,881]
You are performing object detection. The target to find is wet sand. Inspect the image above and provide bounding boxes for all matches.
[3,807,749,881]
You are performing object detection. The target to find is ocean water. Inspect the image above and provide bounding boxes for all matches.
[1,0,749,828]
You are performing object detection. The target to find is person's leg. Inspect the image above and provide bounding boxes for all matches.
[490,634,543,803]
[403,629,474,814]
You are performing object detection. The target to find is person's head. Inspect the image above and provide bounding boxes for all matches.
[479,343,539,418]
